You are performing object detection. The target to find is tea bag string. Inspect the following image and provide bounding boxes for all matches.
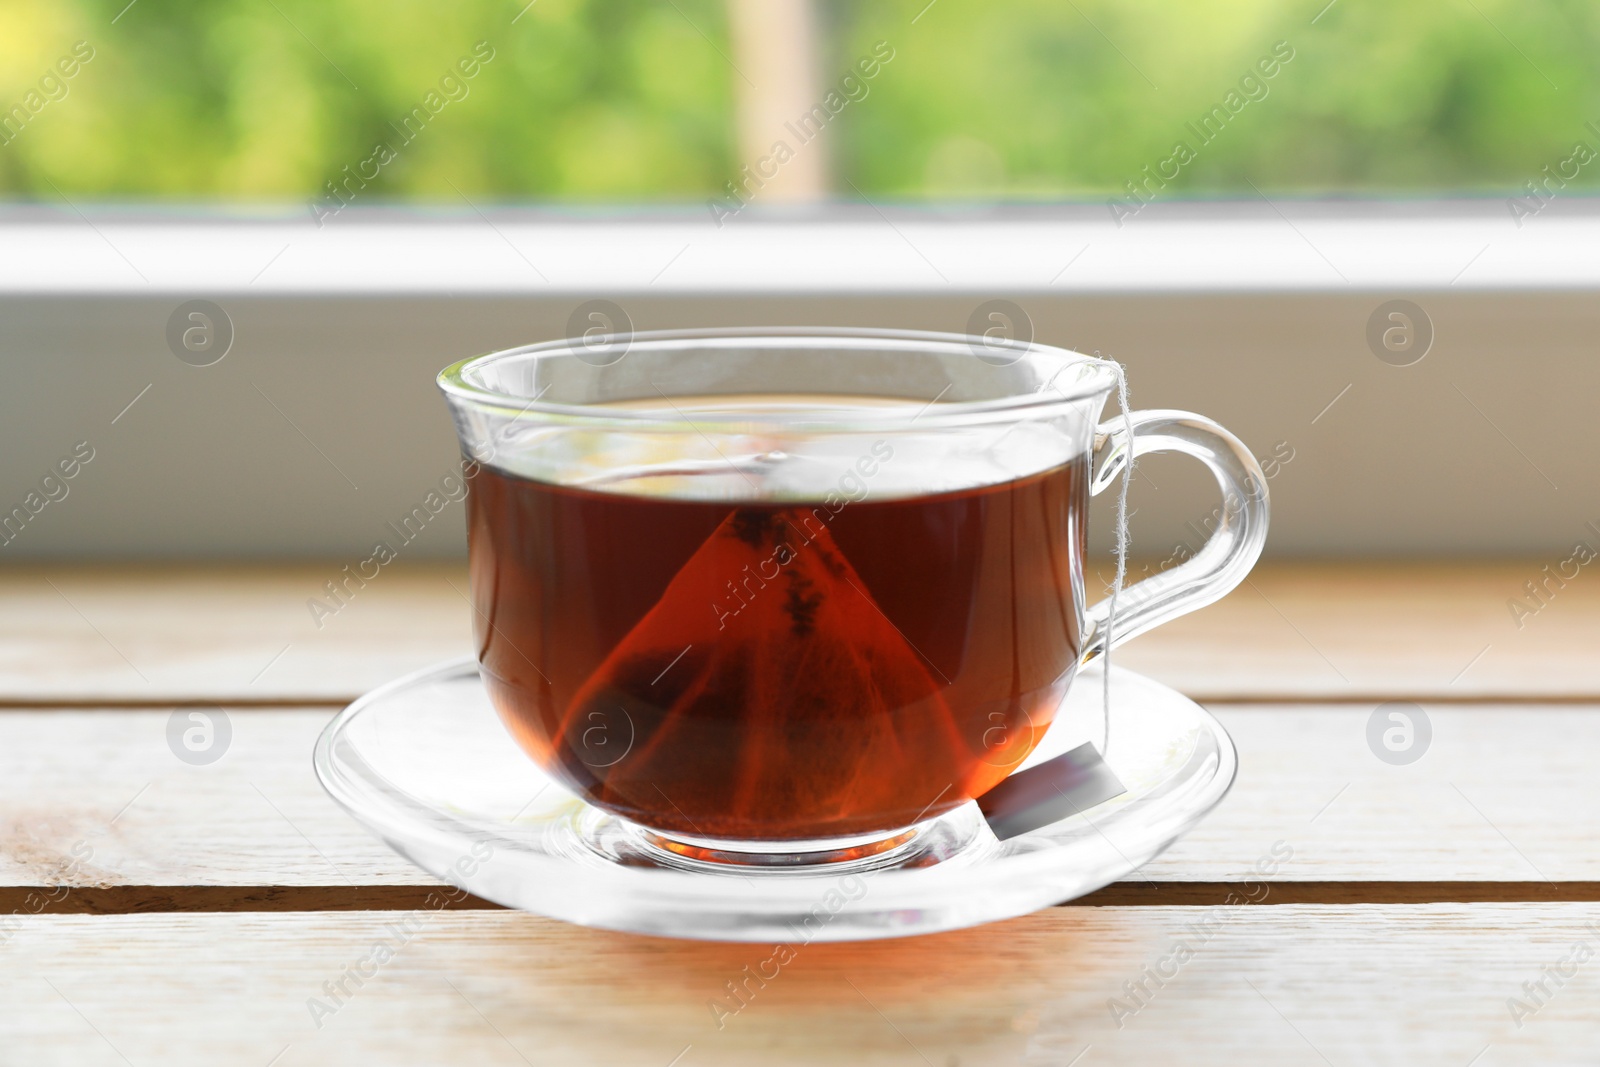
[1101,358,1133,757]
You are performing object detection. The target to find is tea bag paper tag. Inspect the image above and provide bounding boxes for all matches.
[976,742,1127,841]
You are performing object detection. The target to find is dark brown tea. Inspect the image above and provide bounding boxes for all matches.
[467,438,1087,842]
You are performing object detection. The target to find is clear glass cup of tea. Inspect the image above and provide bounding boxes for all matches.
[438,327,1267,869]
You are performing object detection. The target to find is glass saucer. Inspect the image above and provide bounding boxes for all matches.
[314,657,1236,942]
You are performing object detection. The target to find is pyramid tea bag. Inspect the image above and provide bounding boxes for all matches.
[556,508,974,840]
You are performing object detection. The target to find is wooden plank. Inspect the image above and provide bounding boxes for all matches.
[4,706,1598,899]
[1110,560,1600,702]
[0,709,418,888]
[0,563,470,705]
[0,561,1592,705]
[3,906,1597,1065]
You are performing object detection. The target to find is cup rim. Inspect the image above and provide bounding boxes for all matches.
[437,326,1119,431]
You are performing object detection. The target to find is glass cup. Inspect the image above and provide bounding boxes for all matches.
[438,327,1267,867]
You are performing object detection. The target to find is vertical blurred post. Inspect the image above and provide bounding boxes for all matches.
[725,0,830,202]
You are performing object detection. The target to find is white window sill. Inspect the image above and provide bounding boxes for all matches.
[1,200,1595,294]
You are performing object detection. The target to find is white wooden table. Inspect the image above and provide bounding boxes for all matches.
[2,562,1594,1065]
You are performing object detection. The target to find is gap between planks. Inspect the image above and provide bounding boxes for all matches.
[9,882,1600,915]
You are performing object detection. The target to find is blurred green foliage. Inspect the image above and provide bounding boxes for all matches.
[1,0,1596,203]
[0,0,737,200]
[830,0,1600,199]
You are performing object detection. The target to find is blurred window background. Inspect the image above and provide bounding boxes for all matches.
[1,0,1593,205]
[2,0,1594,564]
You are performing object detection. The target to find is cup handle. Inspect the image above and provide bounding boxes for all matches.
[1081,409,1270,662]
